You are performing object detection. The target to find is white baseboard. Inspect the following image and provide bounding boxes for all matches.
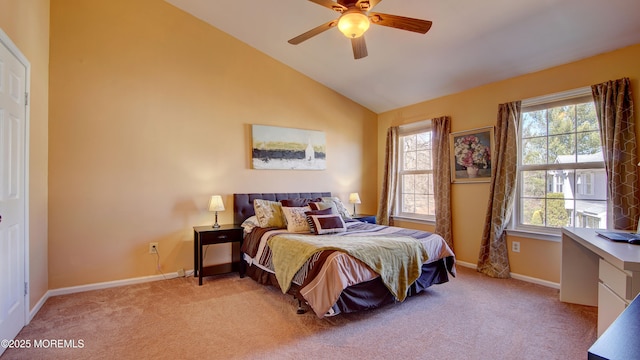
[48,271,185,297]
[455,260,478,269]
[455,260,559,289]
[510,273,559,289]
[29,291,49,323]
[28,261,560,322]
[29,270,191,323]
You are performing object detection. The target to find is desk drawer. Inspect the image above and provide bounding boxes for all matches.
[597,282,628,337]
[599,259,632,300]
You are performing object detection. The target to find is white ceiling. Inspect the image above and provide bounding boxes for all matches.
[165,0,640,113]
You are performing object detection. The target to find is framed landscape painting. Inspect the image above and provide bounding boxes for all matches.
[449,126,494,183]
[251,125,326,170]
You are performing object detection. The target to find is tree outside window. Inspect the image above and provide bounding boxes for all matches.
[518,97,607,231]
[398,127,435,220]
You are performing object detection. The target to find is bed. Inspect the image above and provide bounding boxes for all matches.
[234,192,456,318]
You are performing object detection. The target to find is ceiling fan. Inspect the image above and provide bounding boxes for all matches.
[288,0,433,60]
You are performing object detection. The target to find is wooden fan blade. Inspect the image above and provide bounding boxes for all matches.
[369,12,432,34]
[288,20,338,45]
[351,36,368,59]
[308,0,347,12]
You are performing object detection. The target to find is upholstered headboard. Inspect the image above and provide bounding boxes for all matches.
[233,192,331,225]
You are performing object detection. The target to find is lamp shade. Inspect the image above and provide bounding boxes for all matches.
[208,195,225,212]
[337,11,370,38]
[349,192,361,204]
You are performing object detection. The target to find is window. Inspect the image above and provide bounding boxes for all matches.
[397,122,435,221]
[577,173,594,195]
[516,88,608,234]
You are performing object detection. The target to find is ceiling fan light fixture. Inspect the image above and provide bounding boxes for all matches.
[337,11,370,39]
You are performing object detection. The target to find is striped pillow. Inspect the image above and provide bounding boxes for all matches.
[307,214,346,235]
[305,208,333,233]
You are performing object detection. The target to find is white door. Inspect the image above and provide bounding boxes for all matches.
[0,30,27,357]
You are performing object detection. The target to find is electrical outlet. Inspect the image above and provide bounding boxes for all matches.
[177,268,185,277]
[149,242,158,254]
[512,241,520,253]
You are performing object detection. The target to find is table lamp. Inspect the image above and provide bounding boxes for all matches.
[208,195,225,228]
[349,192,361,216]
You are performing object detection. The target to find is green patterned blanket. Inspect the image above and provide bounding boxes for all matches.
[267,233,429,302]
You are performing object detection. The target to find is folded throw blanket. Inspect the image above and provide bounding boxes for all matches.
[268,233,429,302]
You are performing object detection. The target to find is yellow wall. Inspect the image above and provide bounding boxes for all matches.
[0,0,50,310]
[378,43,640,283]
[4,0,639,300]
[48,0,377,288]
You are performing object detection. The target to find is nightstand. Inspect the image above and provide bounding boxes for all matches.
[193,224,244,286]
[352,214,376,224]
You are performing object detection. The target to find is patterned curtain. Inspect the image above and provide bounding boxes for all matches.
[477,101,521,278]
[592,77,639,230]
[432,116,453,248]
[377,126,399,225]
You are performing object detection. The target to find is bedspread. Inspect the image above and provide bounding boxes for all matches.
[241,221,455,317]
[268,233,429,301]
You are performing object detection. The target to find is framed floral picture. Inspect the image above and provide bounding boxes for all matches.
[449,126,495,183]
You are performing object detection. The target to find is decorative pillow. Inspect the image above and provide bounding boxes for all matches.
[309,200,338,214]
[253,199,286,228]
[304,208,334,233]
[305,208,334,216]
[281,206,312,233]
[280,198,322,207]
[321,196,352,219]
[240,215,260,234]
[307,214,347,235]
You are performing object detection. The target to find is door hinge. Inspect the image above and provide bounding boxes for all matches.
[25,92,29,106]
[24,282,28,296]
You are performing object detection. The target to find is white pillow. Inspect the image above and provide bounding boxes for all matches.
[241,215,259,234]
[281,206,312,233]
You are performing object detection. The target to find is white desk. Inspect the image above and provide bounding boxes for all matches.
[561,227,640,336]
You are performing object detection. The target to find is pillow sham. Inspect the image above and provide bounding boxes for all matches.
[308,200,337,214]
[253,199,286,228]
[281,206,312,233]
[307,214,347,235]
[305,208,334,216]
[280,197,322,207]
[304,208,334,233]
[320,196,352,219]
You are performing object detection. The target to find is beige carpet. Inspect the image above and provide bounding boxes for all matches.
[1,266,596,360]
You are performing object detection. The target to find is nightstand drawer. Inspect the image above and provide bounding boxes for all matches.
[200,230,240,244]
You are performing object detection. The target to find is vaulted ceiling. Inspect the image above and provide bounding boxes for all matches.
[166,0,640,113]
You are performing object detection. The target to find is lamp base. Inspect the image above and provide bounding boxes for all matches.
[212,211,220,228]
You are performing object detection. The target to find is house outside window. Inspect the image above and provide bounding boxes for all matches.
[577,173,594,195]
[397,121,435,221]
[515,88,608,234]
